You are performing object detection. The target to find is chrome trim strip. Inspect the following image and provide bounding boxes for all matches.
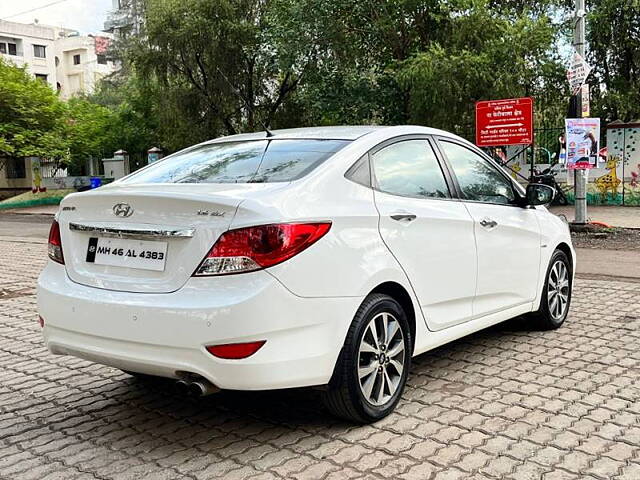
[69,222,195,239]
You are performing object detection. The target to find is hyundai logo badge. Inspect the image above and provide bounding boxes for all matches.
[113,203,134,218]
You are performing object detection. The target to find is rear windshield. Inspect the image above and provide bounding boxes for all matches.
[121,139,350,184]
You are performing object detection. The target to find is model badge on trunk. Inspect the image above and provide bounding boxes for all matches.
[197,210,225,217]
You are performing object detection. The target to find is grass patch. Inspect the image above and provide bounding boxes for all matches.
[0,189,75,210]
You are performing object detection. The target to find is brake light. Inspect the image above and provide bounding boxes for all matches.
[48,220,64,264]
[194,222,331,276]
[206,341,266,359]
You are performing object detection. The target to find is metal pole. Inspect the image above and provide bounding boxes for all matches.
[574,0,588,223]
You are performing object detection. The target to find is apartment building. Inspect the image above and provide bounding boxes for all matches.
[55,34,116,99]
[0,19,116,99]
[0,20,60,89]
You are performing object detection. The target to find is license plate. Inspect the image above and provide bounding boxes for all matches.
[86,237,168,271]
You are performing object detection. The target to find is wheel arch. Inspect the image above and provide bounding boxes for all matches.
[532,241,575,313]
[555,242,574,274]
[368,281,416,351]
[326,280,417,391]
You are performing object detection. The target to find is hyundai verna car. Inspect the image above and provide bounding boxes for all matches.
[38,126,574,422]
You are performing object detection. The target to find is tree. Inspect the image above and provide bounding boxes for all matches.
[89,74,161,168]
[64,98,119,174]
[588,0,640,122]
[0,58,132,175]
[111,0,575,145]
[269,0,570,134]
[119,0,310,150]
[0,58,67,160]
[396,4,569,134]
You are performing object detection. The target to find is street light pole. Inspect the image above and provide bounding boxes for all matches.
[574,0,587,224]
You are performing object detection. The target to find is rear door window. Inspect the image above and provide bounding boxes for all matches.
[371,140,450,199]
[122,139,349,184]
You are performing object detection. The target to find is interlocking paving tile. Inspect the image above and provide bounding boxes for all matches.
[1,238,639,479]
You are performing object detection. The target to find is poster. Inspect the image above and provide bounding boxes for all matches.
[565,118,600,170]
[567,51,592,94]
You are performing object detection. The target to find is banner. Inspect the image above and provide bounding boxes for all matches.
[565,118,600,170]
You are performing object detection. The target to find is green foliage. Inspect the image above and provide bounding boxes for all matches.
[396,6,568,134]
[65,97,117,169]
[89,74,161,167]
[0,58,119,172]
[105,0,580,150]
[0,58,67,159]
[588,0,640,122]
[5,0,639,170]
[119,0,307,149]
[267,0,570,136]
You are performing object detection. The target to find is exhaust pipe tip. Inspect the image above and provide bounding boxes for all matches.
[175,379,190,395]
[189,380,219,397]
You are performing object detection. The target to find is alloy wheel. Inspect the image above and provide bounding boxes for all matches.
[548,260,570,320]
[357,312,405,406]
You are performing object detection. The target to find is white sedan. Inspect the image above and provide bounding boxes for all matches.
[38,126,574,422]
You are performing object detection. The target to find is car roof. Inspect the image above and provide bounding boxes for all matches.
[203,126,386,143]
[202,125,464,145]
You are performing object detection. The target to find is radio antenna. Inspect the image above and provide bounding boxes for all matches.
[214,65,274,137]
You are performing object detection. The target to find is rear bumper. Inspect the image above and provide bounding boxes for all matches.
[37,262,362,390]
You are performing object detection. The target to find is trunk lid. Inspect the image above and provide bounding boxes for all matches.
[58,183,287,293]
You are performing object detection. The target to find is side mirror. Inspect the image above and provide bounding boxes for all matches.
[524,183,555,206]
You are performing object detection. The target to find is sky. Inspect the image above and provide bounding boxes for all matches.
[0,0,113,34]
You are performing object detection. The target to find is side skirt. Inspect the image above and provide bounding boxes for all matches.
[412,303,534,357]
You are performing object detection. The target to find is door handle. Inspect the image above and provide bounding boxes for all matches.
[479,218,498,229]
[390,213,417,222]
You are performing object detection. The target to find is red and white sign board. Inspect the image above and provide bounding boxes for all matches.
[475,97,534,147]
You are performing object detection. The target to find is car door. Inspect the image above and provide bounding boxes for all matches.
[371,137,478,331]
[435,138,541,318]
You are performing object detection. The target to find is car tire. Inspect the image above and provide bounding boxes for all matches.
[322,293,412,423]
[528,249,572,330]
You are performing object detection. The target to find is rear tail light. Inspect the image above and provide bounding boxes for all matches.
[48,220,64,264]
[38,315,45,328]
[194,222,331,276]
[206,341,266,359]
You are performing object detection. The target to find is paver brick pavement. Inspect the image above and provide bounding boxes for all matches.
[1,238,640,479]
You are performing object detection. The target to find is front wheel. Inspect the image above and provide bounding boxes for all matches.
[322,294,412,423]
[528,249,572,329]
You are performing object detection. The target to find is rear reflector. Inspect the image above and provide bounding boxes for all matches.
[47,220,64,264]
[206,341,266,359]
[38,315,45,328]
[194,222,331,276]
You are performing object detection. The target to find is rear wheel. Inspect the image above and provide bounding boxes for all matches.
[554,186,569,206]
[528,249,572,329]
[322,294,411,423]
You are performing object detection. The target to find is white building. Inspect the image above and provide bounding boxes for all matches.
[0,20,60,89]
[0,19,116,99]
[55,33,117,99]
